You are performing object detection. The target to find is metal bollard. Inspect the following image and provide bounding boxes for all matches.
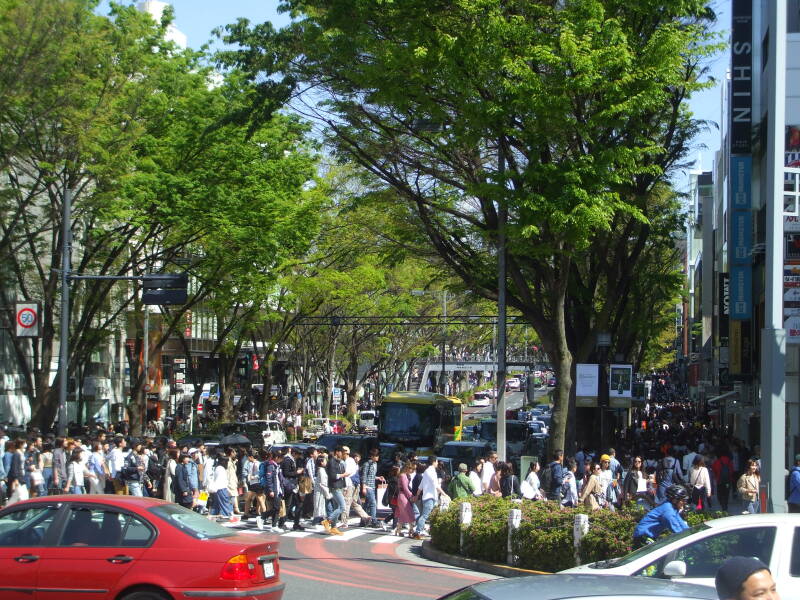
[459,502,472,555]
[573,513,589,566]
[507,508,522,566]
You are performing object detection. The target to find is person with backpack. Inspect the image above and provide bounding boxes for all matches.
[256,449,284,532]
[788,455,800,513]
[448,463,476,499]
[655,449,683,504]
[711,448,735,511]
[541,450,565,502]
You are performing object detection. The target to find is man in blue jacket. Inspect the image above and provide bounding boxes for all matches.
[788,454,800,513]
[633,484,689,548]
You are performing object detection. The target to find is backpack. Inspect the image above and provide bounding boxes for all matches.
[539,465,553,494]
[656,457,677,486]
[147,457,165,481]
[383,477,398,507]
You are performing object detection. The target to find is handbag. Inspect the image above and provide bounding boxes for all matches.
[298,475,313,495]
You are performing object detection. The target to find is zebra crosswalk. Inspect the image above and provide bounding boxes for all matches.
[219,516,411,544]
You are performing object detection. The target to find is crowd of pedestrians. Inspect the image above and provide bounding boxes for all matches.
[0,427,456,542]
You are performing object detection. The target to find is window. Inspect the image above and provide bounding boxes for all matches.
[57,507,154,547]
[150,504,235,540]
[789,0,800,33]
[791,528,800,577]
[640,527,775,579]
[0,506,59,546]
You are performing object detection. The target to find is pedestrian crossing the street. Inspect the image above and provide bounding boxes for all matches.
[219,516,411,543]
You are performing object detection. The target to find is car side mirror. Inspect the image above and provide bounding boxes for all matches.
[663,560,687,578]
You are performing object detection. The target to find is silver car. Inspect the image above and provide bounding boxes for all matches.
[436,574,717,600]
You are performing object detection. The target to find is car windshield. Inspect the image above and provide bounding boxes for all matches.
[150,504,236,540]
[479,422,528,443]
[592,524,708,568]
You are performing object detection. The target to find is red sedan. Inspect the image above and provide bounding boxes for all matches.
[0,495,284,600]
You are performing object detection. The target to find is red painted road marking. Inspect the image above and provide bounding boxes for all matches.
[280,568,440,598]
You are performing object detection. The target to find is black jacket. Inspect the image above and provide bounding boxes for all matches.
[327,456,346,490]
[174,462,194,499]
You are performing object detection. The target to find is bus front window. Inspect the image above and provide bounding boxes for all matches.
[380,404,435,441]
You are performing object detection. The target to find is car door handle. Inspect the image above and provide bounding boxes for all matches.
[106,555,134,564]
[14,554,39,563]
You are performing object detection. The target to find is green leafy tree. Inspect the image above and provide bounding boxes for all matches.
[217,0,718,451]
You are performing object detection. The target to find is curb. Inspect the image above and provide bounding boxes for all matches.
[420,540,550,578]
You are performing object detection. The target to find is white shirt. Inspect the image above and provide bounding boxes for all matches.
[421,465,439,502]
[344,457,358,487]
[682,451,697,479]
[209,465,228,493]
[107,448,127,478]
[203,457,216,489]
[468,471,482,496]
[481,461,496,492]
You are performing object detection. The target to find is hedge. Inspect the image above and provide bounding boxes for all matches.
[429,497,725,572]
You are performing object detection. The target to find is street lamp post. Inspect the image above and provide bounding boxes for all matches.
[441,291,447,394]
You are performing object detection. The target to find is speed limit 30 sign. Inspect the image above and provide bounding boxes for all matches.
[15,303,40,337]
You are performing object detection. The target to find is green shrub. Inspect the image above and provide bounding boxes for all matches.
[513,501,575,571]
[461,496,512,562]
[429,495,728,571]
[430,501,462,555]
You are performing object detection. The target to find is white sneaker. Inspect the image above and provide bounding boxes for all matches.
[256,517,264,531]
[270,526,283,533]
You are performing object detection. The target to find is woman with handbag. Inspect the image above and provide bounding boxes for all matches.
[394,462,416,537]
[622,456,651,508]
[313,455,331,526]
[65,448,94,495]
[579,462,605,510]
[689,455,712,511]
[737,459,760,514]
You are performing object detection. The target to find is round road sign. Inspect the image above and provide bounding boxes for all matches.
[143,383,152,392]
[16,307,37,329]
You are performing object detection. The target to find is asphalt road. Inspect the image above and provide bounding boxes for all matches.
[463,388,549,418]
[280,532,490,600]
[232,523,492,600]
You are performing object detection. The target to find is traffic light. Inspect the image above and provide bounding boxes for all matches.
[142,273,188,305]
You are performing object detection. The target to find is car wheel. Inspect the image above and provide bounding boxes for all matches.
[121,589,171,600]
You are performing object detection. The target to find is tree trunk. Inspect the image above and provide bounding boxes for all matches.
[545,274,572,459]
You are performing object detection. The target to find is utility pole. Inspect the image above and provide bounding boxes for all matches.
[761,0,787,512]
[496,145,507,463]
[58,188,72,437]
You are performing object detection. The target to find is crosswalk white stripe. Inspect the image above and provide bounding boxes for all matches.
[326,528,369,541]
[282,530,316,538]
[369,534,403,544]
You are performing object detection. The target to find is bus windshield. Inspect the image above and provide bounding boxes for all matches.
[379,403,436,444]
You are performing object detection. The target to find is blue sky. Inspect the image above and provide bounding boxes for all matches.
[99,1,730,196]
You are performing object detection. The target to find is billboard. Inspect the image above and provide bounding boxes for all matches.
[575,363,599,397]
[609,364,633,398]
